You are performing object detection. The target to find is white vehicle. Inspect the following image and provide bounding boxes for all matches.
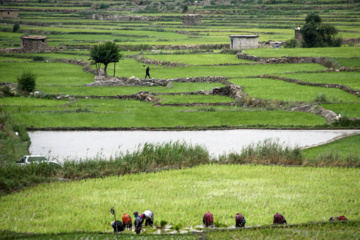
[17,155,62,169]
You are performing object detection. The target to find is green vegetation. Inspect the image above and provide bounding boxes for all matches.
[1,221,359,239]
[0,113,30,166]
[276,72,360,90]
[301,13,342,48]
[89,42,124,76]
[303,134,360,165]
[17,71,37,93]
[0,1,360,238]
[0,164,358,233]
[321,103,360,118]
[230,78,359,102]
[143,54,254,65]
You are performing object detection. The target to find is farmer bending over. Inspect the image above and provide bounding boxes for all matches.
[133,211,142,234]
[235,213,246,227]
[329,216,348,221]
[141,210,154,226]
[122,213,132,229]
[273,213,287,224]
[203,212,214,227]
[111,220,124,233]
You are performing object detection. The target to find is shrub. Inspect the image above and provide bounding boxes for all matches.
[12,23,20,33]
[33,56,45,62]
[17,71,36,93]
[160,220,168,227]
[313,94,329,104]
[99,3,110,9]
[284,38,297,48]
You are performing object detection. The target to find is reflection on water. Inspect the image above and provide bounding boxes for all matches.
[29,129,360,162]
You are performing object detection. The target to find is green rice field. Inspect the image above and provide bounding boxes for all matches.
[0,164,358,233]
[1,1,360,239]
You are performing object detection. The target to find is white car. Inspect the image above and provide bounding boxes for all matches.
[17,155,62,169]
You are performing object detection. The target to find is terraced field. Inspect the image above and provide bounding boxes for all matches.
[0,1,360,239]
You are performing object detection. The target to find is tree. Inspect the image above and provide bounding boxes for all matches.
[17,71,36,93]
[300,13,342,48]
[89,42,123,76]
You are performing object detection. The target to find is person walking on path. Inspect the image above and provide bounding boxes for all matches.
[145,66,151,79]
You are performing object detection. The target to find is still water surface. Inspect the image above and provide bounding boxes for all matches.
[29,129,360,162]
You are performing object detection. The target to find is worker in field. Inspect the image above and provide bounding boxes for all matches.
[111,220,124,232]
[140,210,154,226]
[145,66,151,79]
[203,212,214,227]
[273,213,287,224]
[122,213,132,229]
[133,211,142,234]
[329,216,348,221]
[235,213,246,227]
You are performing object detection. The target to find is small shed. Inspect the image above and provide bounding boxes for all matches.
[182,14,201,26]
[0,9,19,19]
[20,35,48,53]
[229,35,259,50]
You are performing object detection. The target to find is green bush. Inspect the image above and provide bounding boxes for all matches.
[284,38,297,48]
[99,3,110,9]
[33,56,45,62]
[313,94,329,104]
[12,23,20,33]
[17,71,36,93]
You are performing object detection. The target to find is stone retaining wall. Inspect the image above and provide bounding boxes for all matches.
[236,53,325,64]
[342,38,360,44]
[87,76,228,87]
[92,14,153,21]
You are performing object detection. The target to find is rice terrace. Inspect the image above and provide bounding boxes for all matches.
[0,0,360,239]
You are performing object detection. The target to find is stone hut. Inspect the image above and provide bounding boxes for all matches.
[21,35,48,53]
[0,35,55,54]
[295,26,302,43]
[229,35,259,49]
[182,14,201,26]
[0,9,19,19]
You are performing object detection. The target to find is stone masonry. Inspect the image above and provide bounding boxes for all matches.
[182,14,201,26]
[0,35,55,53]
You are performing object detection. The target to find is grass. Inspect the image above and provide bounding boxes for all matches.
[207,221,360,239]
[302,133,360,164]
[0,62,93,86]
[157,95,234,104]
[321,103,360,118]
[143,54,255,65]
[9,110,326,128]
[229,78,360,102]
[1,222,359,239]
[276,72,360,90]
[0,113,30,166]
[110,63,327,79]
[0,164,358,233]
[243,47,360,58]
